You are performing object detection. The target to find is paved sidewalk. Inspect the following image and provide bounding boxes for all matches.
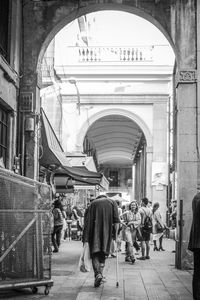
[73,238,193,300]
[0,238,193,300]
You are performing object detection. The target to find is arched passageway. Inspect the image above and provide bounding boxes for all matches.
[83,114,147,201]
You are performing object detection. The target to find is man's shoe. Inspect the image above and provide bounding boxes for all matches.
[137,256,146,260]
[125,256,132,262]
[130,256,136,264]
[53,249,59,253]
[145,256,150,259]
[111,254,116,258]
[94,274,103,288]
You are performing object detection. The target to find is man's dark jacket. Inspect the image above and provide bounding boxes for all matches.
[83,197,119,256]
[188,192,200,251]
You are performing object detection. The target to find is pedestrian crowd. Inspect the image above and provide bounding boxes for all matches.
[49,189,199,299]
[81,194,168,288]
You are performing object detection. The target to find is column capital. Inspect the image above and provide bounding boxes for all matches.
[176,70,197,87]
[146,146,153,153]
[20,71,42,90]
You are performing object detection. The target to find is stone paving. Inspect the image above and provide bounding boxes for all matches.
[0,238,193,300]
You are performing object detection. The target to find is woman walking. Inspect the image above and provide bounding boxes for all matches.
[152,202,166,251]
[121,200,141,263]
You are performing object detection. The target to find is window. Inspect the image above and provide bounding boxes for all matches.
[0,0,9,61]
[0,106,8,168]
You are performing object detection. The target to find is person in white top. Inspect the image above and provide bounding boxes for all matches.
[121,200,141,263]
[152,202,166,251]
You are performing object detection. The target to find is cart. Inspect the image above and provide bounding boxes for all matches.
[0,169,54,295]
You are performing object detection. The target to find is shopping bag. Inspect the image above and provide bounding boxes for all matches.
[78,242,91,272]
[156,222,164,233]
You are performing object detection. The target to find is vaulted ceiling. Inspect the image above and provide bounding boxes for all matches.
[85,115,144,166]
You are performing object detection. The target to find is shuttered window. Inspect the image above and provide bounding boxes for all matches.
[0,0,9,61]
[0,106,8,167]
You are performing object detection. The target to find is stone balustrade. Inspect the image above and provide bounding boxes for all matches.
[77,46,153,62]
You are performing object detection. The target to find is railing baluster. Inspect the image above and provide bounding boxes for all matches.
[41,45,155,75]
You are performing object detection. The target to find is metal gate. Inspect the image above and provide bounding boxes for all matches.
[0,169,53,295]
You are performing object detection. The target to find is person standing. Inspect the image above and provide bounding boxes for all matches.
[52,199,64,253]
[121,200,141,263]
[83,195,120,287]
[116,199,123,252]
[138,197,152,260]
[152,202,166,251]
[188,191,200,300]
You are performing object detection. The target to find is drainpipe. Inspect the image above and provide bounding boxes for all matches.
[197,0,200,168]
[167,96,171,227]
[176,199,184,269]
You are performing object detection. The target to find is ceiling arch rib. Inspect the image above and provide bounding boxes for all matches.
[84,114,145,166]
[96,143,135,149]
[98,147,133,154]
[91,138,139,146]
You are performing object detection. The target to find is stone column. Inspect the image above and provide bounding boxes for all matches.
[19,72,41,180]
[146,147,153,202]
[132,164,135,199]
[152,101,168,221]
[175,70,197,269]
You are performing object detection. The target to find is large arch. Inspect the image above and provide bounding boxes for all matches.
[21,0,198,269]
[36,3,178,73]
[76,108,152,153]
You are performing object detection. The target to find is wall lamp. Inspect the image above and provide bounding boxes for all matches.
[69,77,81,115]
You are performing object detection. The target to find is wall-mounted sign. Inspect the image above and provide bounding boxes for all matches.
[152,162,168,186]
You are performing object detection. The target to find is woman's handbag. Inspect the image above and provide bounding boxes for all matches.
[78,242,91,272]
[156,222,163,233]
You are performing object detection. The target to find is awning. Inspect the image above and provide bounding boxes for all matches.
[40,108,71,167]
[54,166,109,193]
[39,108,108,190]
[54,166,102,185]
[67,155,97,172]
[61,165,102,179]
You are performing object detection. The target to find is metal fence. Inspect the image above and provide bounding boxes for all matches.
[0,169,53,295]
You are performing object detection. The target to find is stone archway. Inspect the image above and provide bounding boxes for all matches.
[77,108,152,152]
[21,0,198,269]
[77,108,153,203]
[36,3,179,74]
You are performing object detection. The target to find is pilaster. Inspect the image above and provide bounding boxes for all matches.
[19,71,41,180]
[146,147,153,202]
[176,70,197,269]
[152,100,168,221]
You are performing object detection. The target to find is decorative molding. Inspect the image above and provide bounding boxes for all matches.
[0,55,19,88]
[62,94,168,104]
[177,70,197,84]
[21,72,42,88]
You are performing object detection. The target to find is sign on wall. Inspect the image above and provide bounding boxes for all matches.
[152,162,168,186]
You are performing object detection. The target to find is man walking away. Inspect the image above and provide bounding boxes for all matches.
[83,195,120,287]
[138,197,152,260]
[188,191,200,300]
